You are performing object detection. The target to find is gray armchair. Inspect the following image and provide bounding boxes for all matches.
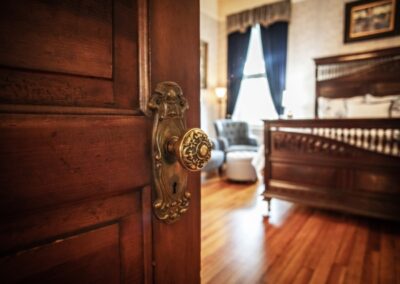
[214,119,259,153]
[202,138,224,174]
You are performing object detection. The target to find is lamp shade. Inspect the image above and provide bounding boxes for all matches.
[215,87,227,99]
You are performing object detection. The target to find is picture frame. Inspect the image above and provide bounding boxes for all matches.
[200,40,208,89]
[344,0,400,43]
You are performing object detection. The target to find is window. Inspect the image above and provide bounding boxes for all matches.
[232,25,278,126]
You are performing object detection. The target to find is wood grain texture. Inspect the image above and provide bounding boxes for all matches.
[0,114,151,215]
[0,67,114,107]
[272,162,338,188]
[0,192,141,254]
[0,0,154,281]
[264,119,400,221]
[0,0,142,110]
[0,185,152,284]
[113,0,139,109]
[0,0,113,78]
[141,185,153,284]
[0,0,199,282]
[201,179,400,284]
[150,0,201,283]
[0,225,120,283]
[120,212,145,283]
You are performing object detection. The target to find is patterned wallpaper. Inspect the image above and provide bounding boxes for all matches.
[286,0,400,118]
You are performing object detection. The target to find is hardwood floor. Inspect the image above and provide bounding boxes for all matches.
[201,178,400,284]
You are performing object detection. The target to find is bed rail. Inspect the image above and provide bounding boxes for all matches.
[263,118,400,221]
[264,119,400,157]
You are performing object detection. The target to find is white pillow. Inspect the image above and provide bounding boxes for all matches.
[347,101,391,118]
[365,94,400,103]
[318,97,346,118]
[344,95,366,105]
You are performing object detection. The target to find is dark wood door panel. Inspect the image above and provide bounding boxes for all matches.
[0,186,152,283]
[0,0,140,110]
[0,0,199,281]
[0,114,151,215]
[150,0,200,282]
[0,68,114,107]
[0,0,113,78]
[0,224,121,283]
[0,191,140,253]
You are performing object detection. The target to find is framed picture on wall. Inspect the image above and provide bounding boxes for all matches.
[344,0,400,43]
[200,40,208,89]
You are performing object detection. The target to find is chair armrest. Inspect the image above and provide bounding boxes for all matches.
[248,136,259,146]
[216,137,229,151]
[209,138,221,150]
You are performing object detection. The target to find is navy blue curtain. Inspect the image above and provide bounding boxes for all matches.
[227,28,251,117]
[260,22,288,116]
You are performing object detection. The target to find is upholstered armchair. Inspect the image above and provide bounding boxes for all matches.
[202,138,224,174]
[214,119,259,153]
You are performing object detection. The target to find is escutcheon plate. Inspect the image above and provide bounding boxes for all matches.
[148,82,211,223]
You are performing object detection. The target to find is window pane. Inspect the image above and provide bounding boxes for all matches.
[233,77,278,126]
[243,25,266,76]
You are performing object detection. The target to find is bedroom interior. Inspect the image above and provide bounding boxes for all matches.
[0,0,399,283]
[201,0,400,283]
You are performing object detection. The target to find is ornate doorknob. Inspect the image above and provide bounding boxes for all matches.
[148,82,211,223]
[166,128,212,171]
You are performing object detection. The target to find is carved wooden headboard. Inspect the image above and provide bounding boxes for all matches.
[313,46,400,117]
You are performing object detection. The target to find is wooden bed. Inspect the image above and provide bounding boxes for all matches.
[263,47,400,221]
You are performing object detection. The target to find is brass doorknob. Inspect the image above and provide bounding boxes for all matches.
[149,81,212,223]
[166,128,212,171]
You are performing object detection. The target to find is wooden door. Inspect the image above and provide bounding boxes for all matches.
[0,0,200,283]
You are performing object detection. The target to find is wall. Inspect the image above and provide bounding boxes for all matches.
[201,0,400,134]
[286,0,400,118]
[200,1,220,137]
[201,0,219,19]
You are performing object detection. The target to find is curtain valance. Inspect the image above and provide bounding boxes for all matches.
[226,0,290,34]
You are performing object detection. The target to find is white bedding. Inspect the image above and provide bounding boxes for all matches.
[318,94,400,119]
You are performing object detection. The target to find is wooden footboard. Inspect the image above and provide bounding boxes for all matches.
[263,119,400,221]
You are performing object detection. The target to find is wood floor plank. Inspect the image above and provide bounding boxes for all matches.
[301,218,333,269]
[334,219,358,265]
[262,207,312,273]
[269,215,326,284]
[200,178,400,284]
[309,217,348,284]
[397,237,400,284]
[293,267,314,284]
[327,264,347,284]
[380,230,396,284]
[361,250,379,284]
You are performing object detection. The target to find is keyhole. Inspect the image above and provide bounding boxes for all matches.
[172,182,178,194]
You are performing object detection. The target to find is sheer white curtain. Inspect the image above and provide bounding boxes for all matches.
[232,25,278,126]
